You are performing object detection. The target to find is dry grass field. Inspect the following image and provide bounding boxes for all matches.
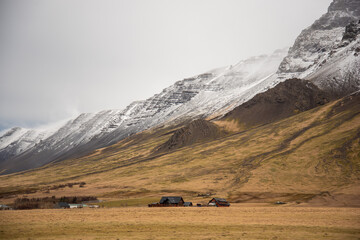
[1,205,360,240]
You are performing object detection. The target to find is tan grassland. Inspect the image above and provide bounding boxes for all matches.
[1,205,360,240]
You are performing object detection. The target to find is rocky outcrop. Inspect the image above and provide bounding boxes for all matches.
[342,20,360,41]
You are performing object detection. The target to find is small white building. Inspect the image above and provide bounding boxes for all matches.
[69,204,83,209]
[0,204,12,210]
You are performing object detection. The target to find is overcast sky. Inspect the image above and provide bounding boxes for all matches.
[0,0,332,131]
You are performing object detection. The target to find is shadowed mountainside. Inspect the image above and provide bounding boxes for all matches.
[221,79,331,127]
[154,119,227,153]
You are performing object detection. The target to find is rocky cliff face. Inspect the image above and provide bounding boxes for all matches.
[306,19,360,97]
[278,0,360,96]
[279,0,359,74]
[328,0,360,19]
[342,20,360,41]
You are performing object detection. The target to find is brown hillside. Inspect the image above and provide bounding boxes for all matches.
[222,78,330,127]
[0,91,359,207]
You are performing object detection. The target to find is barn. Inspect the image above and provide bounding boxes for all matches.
[184,202,193,207]
[148,196,184,207]
[57,202,70,209]
[159,196,184,206]
[208,198,230,207]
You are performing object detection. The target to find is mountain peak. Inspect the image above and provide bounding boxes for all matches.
[277,0,360,84]
[309,0,360,31]
[329,0,360,15]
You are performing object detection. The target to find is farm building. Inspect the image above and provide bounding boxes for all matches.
[159,196,184,206]
[148,196,184,207]
[148,202,159,207]
[57,202,70,209]
[184,202,193,207]
[208,198,230,207]
[69,203,83,209]
[0,204,12,210]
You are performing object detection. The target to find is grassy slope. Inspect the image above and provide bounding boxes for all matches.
[0,95,359,205]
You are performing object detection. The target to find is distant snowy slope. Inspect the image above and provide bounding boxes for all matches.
[0,49,287,174]
[0,127,56,163]
[165,50,287,122]
[0,128,28,150]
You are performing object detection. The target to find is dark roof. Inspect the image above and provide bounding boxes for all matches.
[58,202,70,207]
[209,198,230,207]
[159,196,184,204]
[210,198,229,203]
[209,198,230,205]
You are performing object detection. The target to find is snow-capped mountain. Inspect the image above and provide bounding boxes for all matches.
[0,49,287,174]
[278,0,360,96]
[1,0,359,175]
